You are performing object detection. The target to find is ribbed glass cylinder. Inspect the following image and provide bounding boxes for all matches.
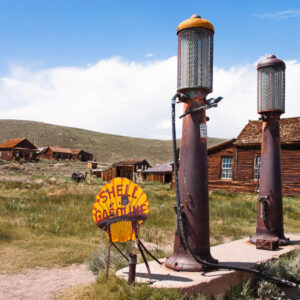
[177,28,213,92]
[257,67,285,114]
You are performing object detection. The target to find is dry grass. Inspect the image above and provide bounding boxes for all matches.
[0,160,299,293]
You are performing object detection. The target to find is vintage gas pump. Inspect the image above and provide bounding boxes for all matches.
[165,14,220,271]
[250,55,290,247]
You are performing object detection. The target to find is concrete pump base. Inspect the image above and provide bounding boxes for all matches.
[116,233,300,299]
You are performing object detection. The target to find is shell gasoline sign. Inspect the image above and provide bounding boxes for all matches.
[92,177,149,242]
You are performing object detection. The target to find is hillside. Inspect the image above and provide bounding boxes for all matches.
[0,120,225,165]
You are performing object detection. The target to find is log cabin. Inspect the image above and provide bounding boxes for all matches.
[0,138,37,161]
[207,117,300,195]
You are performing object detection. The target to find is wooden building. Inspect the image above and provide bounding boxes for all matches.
[207,117,300,196]
[142,162,173,184]
[102,159,151,182]
[38,146,73,160]
[0,138,37,161]
[87,161,98,169]
[71,149,93,162]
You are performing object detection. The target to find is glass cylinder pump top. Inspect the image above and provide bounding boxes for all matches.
[177,14,214,93]
[257,54,285,115]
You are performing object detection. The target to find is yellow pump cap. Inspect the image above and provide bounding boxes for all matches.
[177,14,214,34]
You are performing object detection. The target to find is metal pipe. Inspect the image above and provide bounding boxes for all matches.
[128,253,137,285]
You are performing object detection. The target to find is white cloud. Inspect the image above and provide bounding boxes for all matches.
[146,54,154,57]
[256,9,300,19]
[0,56,299,140]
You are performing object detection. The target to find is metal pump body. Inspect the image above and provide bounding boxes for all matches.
[165,15,218,271]
[250,55,290,246]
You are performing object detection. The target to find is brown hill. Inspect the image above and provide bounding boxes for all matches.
[0,120,225,165]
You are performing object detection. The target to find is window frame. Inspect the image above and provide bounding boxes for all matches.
[220,156,233,180]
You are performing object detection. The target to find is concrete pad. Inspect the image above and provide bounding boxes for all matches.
[116,233,300,299]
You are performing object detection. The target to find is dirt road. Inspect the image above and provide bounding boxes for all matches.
[0,264,96,300]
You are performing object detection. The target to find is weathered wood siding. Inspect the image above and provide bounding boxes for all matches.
[208,146,235,180]
[0,150,12,160]
[144,172,172,184]
[39,149,72,160]
[234,147,261,181]
[281,146,300,195]
[208,144,300,196]
[102,166,133,182]
[0,149,37,161]
[102,167,116,182]
[73,151,93,162]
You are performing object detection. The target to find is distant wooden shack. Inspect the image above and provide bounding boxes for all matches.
[142,162,173,184]
[39,146,73,160]
[207,117,300,195]
[38,146,93,161]
[71,149,93,162]
[0,138,37,161]
[102,159,151,182]
[87,161,98,169]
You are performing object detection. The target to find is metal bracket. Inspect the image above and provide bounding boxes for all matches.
[258,195,269,220]
[179,97,223,119]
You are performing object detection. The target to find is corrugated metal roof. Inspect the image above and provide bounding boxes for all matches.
[143,162,173,173]
[0,138,29,149]
[235,117,300,145]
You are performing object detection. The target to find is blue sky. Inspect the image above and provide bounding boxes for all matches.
[0,1,299,139]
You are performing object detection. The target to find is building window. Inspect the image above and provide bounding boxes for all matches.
[254,156,261,180]
[221,157,232,179]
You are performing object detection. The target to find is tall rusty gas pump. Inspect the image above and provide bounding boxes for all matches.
[165,14,221,271]
[161,18,299,288]
[250,54,290,247]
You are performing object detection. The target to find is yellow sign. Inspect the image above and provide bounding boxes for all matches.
[92,177,149,242]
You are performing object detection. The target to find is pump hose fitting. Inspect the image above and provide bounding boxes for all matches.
[171,93,299,288]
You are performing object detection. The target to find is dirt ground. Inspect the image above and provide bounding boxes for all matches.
[0,264,96,300]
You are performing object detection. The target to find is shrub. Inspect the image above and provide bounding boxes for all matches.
[87,244,130,275]
[256,281,285,300]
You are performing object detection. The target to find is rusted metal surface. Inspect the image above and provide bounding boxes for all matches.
[256,238,279,251]
[250,115,290,246]
[71,172,87,183]
[128,253,137,285]
[257,54,286,70]
[165,90,217,272]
